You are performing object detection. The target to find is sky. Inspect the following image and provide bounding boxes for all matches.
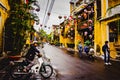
[33,0,71,34]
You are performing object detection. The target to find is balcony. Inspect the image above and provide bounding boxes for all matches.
[70,0,94,15]
[0,2,7,11]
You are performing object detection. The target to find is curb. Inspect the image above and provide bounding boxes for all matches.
[59,47,120,63]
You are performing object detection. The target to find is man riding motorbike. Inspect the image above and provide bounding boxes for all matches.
[23,41,42,72]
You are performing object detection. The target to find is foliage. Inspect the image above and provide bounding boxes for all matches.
[39,29,52,42]
[4,0,37,54]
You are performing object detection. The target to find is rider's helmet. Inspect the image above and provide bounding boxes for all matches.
[32,41,38,47]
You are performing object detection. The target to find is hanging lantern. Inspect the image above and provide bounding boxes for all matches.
[87,6,92,10]
[74,19,77,24]
[88,19,93,23]
[48,12,51,16]
[78,15,81,19]
[84,9,88,13]
[25,0,29,4]
[68,35,70,37]
[71,28,74,30]
[83,23,88,27]
[69,16,73,20]
[88,26,92,31]
[83,13,87,19]
[40,24,42,27]
[88,11,92,14]
[34,2,40,12]
[68,30,70,33]
[64,16,67,19]
[71,37,74,39]
[61,26,63,29]
[84,31,88,36]
[58,16,62,19]
[48,27,50,29]
[36,8,40,12]
[89,34,92,39]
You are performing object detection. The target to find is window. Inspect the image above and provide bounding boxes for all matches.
[108,20,120,42]
[96,0,101,19]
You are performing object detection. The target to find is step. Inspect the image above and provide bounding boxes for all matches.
[114,44,120,47]
[115,47,120,51]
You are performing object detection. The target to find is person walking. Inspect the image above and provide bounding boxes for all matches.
[102,41,111,65]
[23,41,42,72]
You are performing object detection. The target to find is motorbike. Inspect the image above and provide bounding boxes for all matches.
[9,52,53,79]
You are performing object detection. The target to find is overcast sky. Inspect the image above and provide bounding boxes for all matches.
[33,0,71,33]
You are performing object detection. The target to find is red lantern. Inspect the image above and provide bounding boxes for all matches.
[83,13,87,19]
[36,8,40,12]
[84,9,88,13]
[89,34,92,39]
[84,31,88,36]
[74,19,77,24]
[71,37,74,39]
[25,0,29,4]
[58,16,62,19]
[78,15,81,19]
[71,28,74,30]
[68,35,70,37]
[64,16,67,19]
[88,19,93,23]
[88,26,92,31]
[40,24,42,27]
[48,13,51,16]
[69,16,73,20]
[83,23,88,27]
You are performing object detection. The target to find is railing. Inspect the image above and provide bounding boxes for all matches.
[0,2,7,12]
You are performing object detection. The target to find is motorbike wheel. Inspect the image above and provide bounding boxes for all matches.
[10,65,24,79]
[40,64,53,79]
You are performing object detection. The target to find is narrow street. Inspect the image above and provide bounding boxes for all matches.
[43,43,120,80]
[0,44,120,80]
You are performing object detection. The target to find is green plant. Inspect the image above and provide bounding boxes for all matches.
[4,0,37,54]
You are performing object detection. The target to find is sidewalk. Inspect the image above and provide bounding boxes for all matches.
[59,47,120,63]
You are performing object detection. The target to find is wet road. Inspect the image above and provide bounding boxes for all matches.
[43,43,120,80]
[0,43,120,80]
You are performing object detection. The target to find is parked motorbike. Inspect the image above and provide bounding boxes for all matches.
[9,53,53,79]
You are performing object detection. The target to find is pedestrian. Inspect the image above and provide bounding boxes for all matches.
[102,41,111,65]
[78,41,83,57]
[88,46,95,61]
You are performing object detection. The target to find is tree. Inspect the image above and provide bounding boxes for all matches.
[4,0,38,55]
[39,29,51,42]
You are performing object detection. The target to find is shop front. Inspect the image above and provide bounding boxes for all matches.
[108,19,120,59]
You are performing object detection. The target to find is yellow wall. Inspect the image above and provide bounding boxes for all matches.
[95,0,120,58]
[0,0,10,52]
[108,0,120,8]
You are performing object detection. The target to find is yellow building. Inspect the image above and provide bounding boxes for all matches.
[69,0,94,51]
[95,0,120,58]
[68,0,120,59]
[0,0,10,53]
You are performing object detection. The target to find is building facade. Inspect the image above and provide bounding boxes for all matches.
[0,0,10,53]
[95,0,120,58]
[59,0,120,59]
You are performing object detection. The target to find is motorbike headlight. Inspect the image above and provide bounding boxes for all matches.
[48,59,50,62]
